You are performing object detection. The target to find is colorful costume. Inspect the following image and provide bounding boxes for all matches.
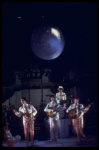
[15,104,37,146]
[66,103,87,140]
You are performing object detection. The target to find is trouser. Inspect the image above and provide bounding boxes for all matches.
[49,118,59,141]
[23,121,34,146]
[72,117,84,140]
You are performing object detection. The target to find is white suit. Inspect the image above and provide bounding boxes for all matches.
[44,101,61,141]
[15,104,37,146]
[55,92,66,104]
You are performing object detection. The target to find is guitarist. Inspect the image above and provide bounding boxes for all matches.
[44,95,61,141]
[66,97,90,142]
[13,97,37,147]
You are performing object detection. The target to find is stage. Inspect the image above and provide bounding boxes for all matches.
[2,135,98,147]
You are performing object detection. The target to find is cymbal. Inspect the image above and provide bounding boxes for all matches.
[45,95,54,97]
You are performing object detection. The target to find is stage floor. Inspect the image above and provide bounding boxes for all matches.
[2,135,98,147]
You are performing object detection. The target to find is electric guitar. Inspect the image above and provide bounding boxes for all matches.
[3,112,15,146]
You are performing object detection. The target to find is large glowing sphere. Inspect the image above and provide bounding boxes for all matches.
[30,25,65,60]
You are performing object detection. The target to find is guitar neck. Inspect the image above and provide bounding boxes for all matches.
[48,104,58,110]
[48,107,54,109]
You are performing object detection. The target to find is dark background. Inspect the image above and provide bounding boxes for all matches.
[2,2,98,72]
[2,2,98,140]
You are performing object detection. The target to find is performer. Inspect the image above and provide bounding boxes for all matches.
[66,97,90,141]
[55,86,67,138]
[44,96,61,141]
[55,86,66,104]
[13,97,37,147]
[55,86,67,118]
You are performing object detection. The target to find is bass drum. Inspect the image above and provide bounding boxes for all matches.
[58,119,71,138]
[59,107,68,119]
[59,109,64,119]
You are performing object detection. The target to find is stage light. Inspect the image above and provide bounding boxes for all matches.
[51,28,61,40]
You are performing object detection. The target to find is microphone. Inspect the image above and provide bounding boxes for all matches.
[75,102,79,109]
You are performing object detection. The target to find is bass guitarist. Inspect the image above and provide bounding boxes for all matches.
[44,95,61,141]
[66,97,91,142]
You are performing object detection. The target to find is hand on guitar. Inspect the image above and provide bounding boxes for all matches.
[87,104,91,109]
[12,108,30,117]
[49,109,54,113]
[78,106,91,118]
[67,103,92,119]
[83,104,91,113]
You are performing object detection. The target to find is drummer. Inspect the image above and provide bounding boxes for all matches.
[55,86,67,139]
[55,86,66,105]
[55,86,67,117]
